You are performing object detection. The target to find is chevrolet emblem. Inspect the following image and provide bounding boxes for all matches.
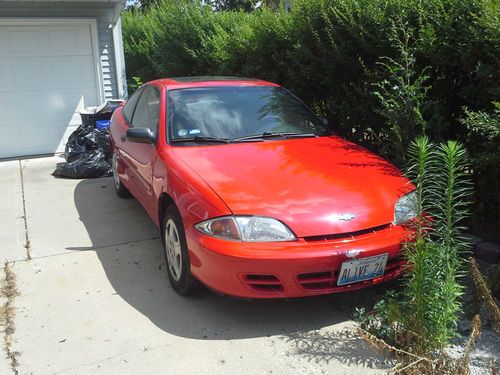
[338,213,355,221]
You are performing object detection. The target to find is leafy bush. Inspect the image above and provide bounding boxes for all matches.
[122,0,499,227]
[371,22,430,165]
[357,136,473,355]
[460,104,500,239]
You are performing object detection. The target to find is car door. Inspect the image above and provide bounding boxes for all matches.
[112,86,144,196]
[125,85,161,216]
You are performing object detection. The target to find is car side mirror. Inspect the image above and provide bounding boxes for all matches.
[126,128,156,144]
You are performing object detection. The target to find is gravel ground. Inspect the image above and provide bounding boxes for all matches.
[446,325,499,375]
[450,259,500,374]
[331,266,499,375]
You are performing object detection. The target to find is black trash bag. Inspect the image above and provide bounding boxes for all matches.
[90,128,112,159]
[65,124,111,156]
[53,150,112,179]
[56,123,113,178]
[65,142,87,163]
[64,123,94,162]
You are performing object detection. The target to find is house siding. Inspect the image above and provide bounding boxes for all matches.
[98,18,118,99]
[0,1,125,100]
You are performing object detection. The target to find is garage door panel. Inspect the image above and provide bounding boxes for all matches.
[13,62,49,89]
[0,56,96,92]
[0,26,93,57]
[0,61,13,89]
[0,23,100,158]
[0,123,57,157]
[48,27,93,55]
[14,87,95,123]
[6,29,44,55]
[0,124,22,157]
[47,87,95,111]
[14,91,49,122]
[50,56,96,87]
[0,94,18,123]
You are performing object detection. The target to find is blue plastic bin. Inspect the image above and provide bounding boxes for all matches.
[95,120,111,130]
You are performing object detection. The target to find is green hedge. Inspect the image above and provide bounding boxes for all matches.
[123,0,500,236]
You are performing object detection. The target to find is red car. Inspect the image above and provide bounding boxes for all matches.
[109,77,416,298]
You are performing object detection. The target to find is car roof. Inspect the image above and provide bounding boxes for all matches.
[149,76,280,90]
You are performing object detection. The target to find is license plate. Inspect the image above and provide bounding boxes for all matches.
[337,253,388,286]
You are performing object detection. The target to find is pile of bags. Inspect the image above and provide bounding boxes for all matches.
[53,124,113,178]
[53,100,123,179]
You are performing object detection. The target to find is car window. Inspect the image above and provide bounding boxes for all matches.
[167,86,329,141]
[122,87,144,123]
[132,86,160,132]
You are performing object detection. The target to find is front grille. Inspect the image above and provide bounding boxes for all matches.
[242,274,284,293]
[303,223,391,242]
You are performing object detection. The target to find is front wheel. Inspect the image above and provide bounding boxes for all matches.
[112,152,131,198]
[162,205,200,295]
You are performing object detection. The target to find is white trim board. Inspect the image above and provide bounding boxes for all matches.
[112,16,126,99]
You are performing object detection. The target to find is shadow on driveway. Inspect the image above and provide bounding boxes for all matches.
[71,179,344,336]
[72,178,391,368]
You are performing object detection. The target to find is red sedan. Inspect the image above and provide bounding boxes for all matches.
[109,77,416,298]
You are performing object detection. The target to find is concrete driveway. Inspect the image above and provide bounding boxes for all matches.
[0,156,390,375]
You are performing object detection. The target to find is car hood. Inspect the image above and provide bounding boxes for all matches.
[172,136,413,237]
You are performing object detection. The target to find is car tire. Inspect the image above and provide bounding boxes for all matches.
[162,205,200,296]
[112,152,131,198]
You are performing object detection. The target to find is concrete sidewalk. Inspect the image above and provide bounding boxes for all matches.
[0,156,388,375]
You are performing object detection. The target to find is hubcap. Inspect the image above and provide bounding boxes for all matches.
[164,219,182,281]
[112,153,120,189]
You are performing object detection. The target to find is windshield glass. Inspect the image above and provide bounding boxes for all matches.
[167,86,330,142]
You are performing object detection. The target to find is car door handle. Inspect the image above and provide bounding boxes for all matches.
[121,134,127,142]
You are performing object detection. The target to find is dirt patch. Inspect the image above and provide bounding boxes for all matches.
[1,262,20,374]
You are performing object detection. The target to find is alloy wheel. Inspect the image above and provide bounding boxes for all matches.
[112,153,120,190]
[164,218,183,281]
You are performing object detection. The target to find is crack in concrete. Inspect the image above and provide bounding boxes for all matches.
[1,262,20,375]
[18,161,31,261]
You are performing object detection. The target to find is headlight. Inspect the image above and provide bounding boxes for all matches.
[195,216,296,242]
[394,190,418,225]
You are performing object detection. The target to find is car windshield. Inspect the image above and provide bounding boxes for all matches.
[167,86,330,143]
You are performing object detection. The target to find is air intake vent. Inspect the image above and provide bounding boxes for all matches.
[242,274,284,293]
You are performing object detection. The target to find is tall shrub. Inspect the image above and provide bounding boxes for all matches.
[358,136,473,355]
[371,22,430,165]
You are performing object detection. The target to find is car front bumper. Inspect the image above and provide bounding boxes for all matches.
[186,224,411,298]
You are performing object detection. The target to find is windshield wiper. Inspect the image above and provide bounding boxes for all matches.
[232,132,318,142]
[171,136,230,144]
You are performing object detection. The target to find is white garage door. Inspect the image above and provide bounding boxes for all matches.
[0,23,100,158]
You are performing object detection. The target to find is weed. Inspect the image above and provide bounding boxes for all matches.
[0,262,19,374]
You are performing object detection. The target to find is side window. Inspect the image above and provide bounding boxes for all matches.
[122,87,144,123]
[131,86,160,132]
